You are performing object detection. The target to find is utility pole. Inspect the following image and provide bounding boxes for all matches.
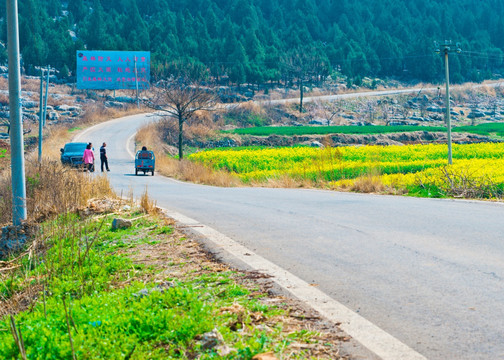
[42,66,50,127]
[6,0,27,225]
[435,40,462,165]
[38,68,44,162]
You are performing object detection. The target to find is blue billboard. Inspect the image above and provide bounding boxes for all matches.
[76,50,150,90]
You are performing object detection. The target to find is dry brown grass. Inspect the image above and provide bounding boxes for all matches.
[251,175,314,189]
[451,81,504,100]
[185,123,217,141]
[20,77,44,93]
[79,102,145,125]
[162,158,241,187]
[19,77,73,96]
[0,93,9,106]
[135,122,168,153]
[0,101,151,224]
[39,127,72,160]
[349,175,386,193]
[238,100,265,114]
[0,160,115,225]
[140,189,159,214]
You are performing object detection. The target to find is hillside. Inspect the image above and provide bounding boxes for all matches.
[0,0,503,85]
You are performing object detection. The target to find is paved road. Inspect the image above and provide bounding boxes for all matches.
[76,113,504,360]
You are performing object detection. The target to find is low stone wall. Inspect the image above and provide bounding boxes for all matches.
[188,131,500,149]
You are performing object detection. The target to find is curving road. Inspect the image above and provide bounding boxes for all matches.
[75,113,504,360]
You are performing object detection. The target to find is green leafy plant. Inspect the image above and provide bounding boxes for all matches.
[1,211,327,359]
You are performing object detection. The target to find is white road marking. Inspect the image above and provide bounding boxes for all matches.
[161,208,427,360]
[126,132,136,158]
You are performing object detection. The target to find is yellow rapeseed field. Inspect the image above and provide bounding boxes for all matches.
[188,143,504,198]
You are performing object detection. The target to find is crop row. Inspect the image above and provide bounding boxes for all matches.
[189,143,504,197]
[223,123,504,137]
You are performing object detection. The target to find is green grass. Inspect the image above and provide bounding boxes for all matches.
[0,149,6,157]
[0,210,320,359]
[453,122,504,137]
[223,123,504,137]
[1,276,285,359]
[224,125,447,136]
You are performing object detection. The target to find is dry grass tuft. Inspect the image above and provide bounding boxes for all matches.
[350,175,386,193]
[37,127,72,160]
[254,175,313,189]
[185,123,217,141]
[135,122,168,153]
[238,100,265,114]
[165,158,241,187]
[140,189,159,214]
[0,93,9,106]
[20,77,44,93]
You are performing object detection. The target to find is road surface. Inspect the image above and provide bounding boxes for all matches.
[75,113,504,360]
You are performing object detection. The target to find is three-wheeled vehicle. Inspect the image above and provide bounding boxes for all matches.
[135,149,155,175]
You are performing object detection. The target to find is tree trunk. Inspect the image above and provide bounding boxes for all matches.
[178,116,184,160]
[299,78,304,113]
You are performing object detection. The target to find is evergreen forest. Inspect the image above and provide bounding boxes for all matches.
[0,0,503,85]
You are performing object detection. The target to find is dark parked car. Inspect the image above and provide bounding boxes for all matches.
[60,142,87,168]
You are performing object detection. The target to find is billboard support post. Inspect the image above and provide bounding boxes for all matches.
[134,57,140,108]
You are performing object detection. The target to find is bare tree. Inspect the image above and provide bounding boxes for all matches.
[487,95,499,118]
[315,100,340,125]
[468,92,482,112]
[379,100,391,125]
[282,47,329,114]
[148,78,217,159]
[364,99,378,124]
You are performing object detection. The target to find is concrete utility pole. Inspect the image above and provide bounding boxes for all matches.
[42,66,50,127]
[435,40,462,165]
[38,68,44,162]
[6,0,27,225]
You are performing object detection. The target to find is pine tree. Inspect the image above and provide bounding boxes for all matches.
[67,0,88,23]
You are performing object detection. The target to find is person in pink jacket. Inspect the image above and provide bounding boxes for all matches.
[82,143,95,172]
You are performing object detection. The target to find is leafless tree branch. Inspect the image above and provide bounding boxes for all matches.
[146,77,217,159]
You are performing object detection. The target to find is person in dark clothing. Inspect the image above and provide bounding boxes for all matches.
[100,142,110,172]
